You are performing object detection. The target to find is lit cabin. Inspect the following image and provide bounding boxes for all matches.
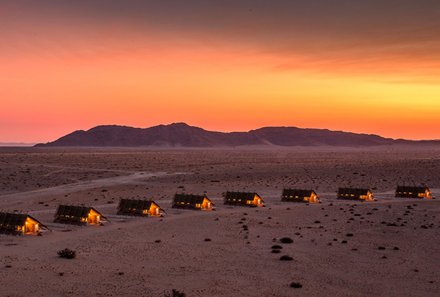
[172,194,214,210]
[54,205,106,225]
[0,212,48,235]
[117,199,164,217]
[223,191,264,207]
[395,186,432,199]
[337,188,374,201]
[281,189,320,203]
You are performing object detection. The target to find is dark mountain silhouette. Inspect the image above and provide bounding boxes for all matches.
[34,123,438,147]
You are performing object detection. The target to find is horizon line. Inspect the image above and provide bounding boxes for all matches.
[2,122,438,144]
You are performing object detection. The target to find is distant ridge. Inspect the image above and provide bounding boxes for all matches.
[34,123,439,147]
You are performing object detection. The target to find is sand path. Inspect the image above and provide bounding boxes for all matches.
[0,171,184,204]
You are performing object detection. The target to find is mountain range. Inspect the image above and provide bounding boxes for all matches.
[34,123,440,148]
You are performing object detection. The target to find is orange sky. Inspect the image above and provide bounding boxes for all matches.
[1,1,439,142]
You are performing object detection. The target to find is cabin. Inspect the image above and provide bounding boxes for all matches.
[0,212,47,235]
[337,188,374,201]
[54,205,106,225]
[281,189,320,203]
[223,191,264,207]
[117,199,164,217]
[395,186,432,199]
[172,194,214,210]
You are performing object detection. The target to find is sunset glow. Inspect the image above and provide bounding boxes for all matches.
[1,1,439,142]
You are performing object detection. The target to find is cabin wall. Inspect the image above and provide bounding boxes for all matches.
[225,197,257,207]
[173,201,199,210]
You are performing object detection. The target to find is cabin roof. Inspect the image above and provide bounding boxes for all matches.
[55,205,104,219]
[224,191,260,201]
[396,186,429,193]
[338,188,371,195]
[282,189,316,197]
[0,212,47,228]
[173,193,209,204]
[118,199,160,211]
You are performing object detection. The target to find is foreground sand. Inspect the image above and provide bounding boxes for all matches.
[0,147,439,297]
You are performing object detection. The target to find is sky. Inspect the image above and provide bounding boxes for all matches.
[1,0,440,142]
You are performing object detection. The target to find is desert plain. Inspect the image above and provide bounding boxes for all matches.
[0,146,439,297]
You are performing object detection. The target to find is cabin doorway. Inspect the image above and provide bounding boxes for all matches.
[202,199,212,210]
[253,197,262,206]
[149,204,160,216]
[87,210,101,224]
[24,218,39,234]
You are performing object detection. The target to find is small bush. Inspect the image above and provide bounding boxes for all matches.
[57,248,76,259]
[164,289,186,297]
[280,255,293,261]
[279,237,293,244]
[290,282,302,288]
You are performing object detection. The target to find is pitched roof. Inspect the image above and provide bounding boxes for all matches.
[224,191,259,201]
[55,205,105,219]
[282,189,315,197]
[118,199,165,214]
[173,193,207,204]
[0,212,47,229]
[118,199,157,211]
[55,205,91,218]
[396,186,429,193]
[0,212,28,227]
[338,188,371,196]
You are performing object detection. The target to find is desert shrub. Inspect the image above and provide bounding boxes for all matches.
[57,248,76,259]
[164,289,186,297]
[280,255,293,261]
[290,282,302,288]
[279,237,293,244]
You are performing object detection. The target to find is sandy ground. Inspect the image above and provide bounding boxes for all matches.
[0,147,439,297]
